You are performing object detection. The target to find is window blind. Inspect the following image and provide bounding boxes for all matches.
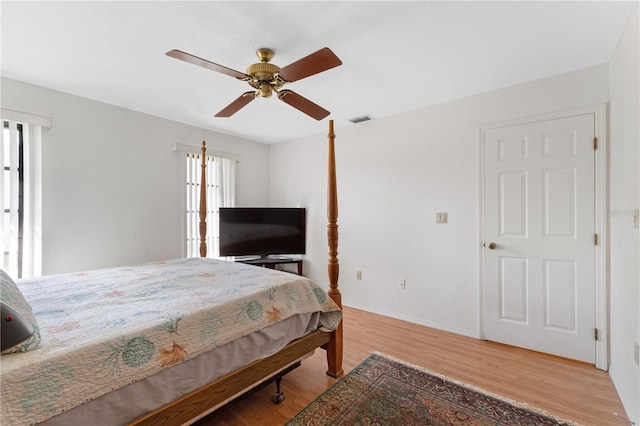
[184,152,236,258]
[0,116,45,278]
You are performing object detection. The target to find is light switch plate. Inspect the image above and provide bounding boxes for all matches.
[436,212,448,224]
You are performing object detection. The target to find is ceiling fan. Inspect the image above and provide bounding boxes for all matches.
[166,47,342,120]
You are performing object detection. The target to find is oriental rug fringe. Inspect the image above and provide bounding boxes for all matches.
[287,352,581,426]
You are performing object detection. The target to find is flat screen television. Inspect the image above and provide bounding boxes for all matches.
[218,207,306,258]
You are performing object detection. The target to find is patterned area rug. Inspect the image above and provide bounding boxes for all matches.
[287,352,581,426]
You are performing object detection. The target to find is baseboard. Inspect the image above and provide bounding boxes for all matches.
[342,303,481,340]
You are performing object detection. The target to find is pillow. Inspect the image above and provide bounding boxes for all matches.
[1,301,35,352]
[1,269,41,353]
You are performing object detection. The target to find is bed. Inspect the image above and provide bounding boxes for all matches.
[0,120,343,425]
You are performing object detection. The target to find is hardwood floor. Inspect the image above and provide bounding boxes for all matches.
[195,306,629,426]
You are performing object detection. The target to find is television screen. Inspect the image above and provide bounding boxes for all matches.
[219,208,306,258]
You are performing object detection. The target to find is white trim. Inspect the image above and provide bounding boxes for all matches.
[477,103,609,371]
[479,104,607,131]
[477,126,486,340]
[343,303,481,340]
[172,143,241,162]
[0,108,52,129]
[593,103,609,371]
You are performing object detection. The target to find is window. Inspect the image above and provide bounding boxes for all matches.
[2,121,24,276]
[0,109,49,278]
[183,150,236,258]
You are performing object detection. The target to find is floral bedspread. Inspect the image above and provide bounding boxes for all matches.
[0,258,342,425]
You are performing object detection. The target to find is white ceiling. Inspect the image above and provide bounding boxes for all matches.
[1,1,636,144]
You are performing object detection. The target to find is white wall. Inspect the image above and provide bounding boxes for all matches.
[1,77,270,275]
[270,65,609,338]
[609,4,640,424]
[273,57,640,417]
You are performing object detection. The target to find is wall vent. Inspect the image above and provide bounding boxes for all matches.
[348,114,374,124]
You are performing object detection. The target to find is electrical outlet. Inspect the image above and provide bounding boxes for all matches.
[356,271,362,281]
[397,279,406,290]
[436,212,448,224]
[634,341,639,366]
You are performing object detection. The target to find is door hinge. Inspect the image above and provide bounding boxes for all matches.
[594,234,598,246]
[594,137,598,150]
[594,328,599,341]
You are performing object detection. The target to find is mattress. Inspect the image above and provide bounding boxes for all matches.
[1,258,341,425]
[42,312,318,425]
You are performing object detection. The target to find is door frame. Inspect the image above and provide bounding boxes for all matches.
[477,104,609,370]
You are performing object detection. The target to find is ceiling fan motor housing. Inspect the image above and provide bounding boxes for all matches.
[247,62,282,98]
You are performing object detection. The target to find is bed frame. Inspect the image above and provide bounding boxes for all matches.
[130,120,343,425]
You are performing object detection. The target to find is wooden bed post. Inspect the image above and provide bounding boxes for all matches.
[326,119,344,378]
[199,141,207,258]
[128,131,344,425]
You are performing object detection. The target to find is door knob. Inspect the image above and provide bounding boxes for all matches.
[487,242,497,250]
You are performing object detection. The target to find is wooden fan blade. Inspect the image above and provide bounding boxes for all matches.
[277,47,342,83]
[215,92,256,117]
[166,49,248,80]
[278,90,330,120]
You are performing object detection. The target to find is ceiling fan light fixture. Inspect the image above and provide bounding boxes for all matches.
[349,114,374,124]
[259,83,272,98]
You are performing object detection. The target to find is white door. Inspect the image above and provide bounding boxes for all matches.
[483,114,596,363]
